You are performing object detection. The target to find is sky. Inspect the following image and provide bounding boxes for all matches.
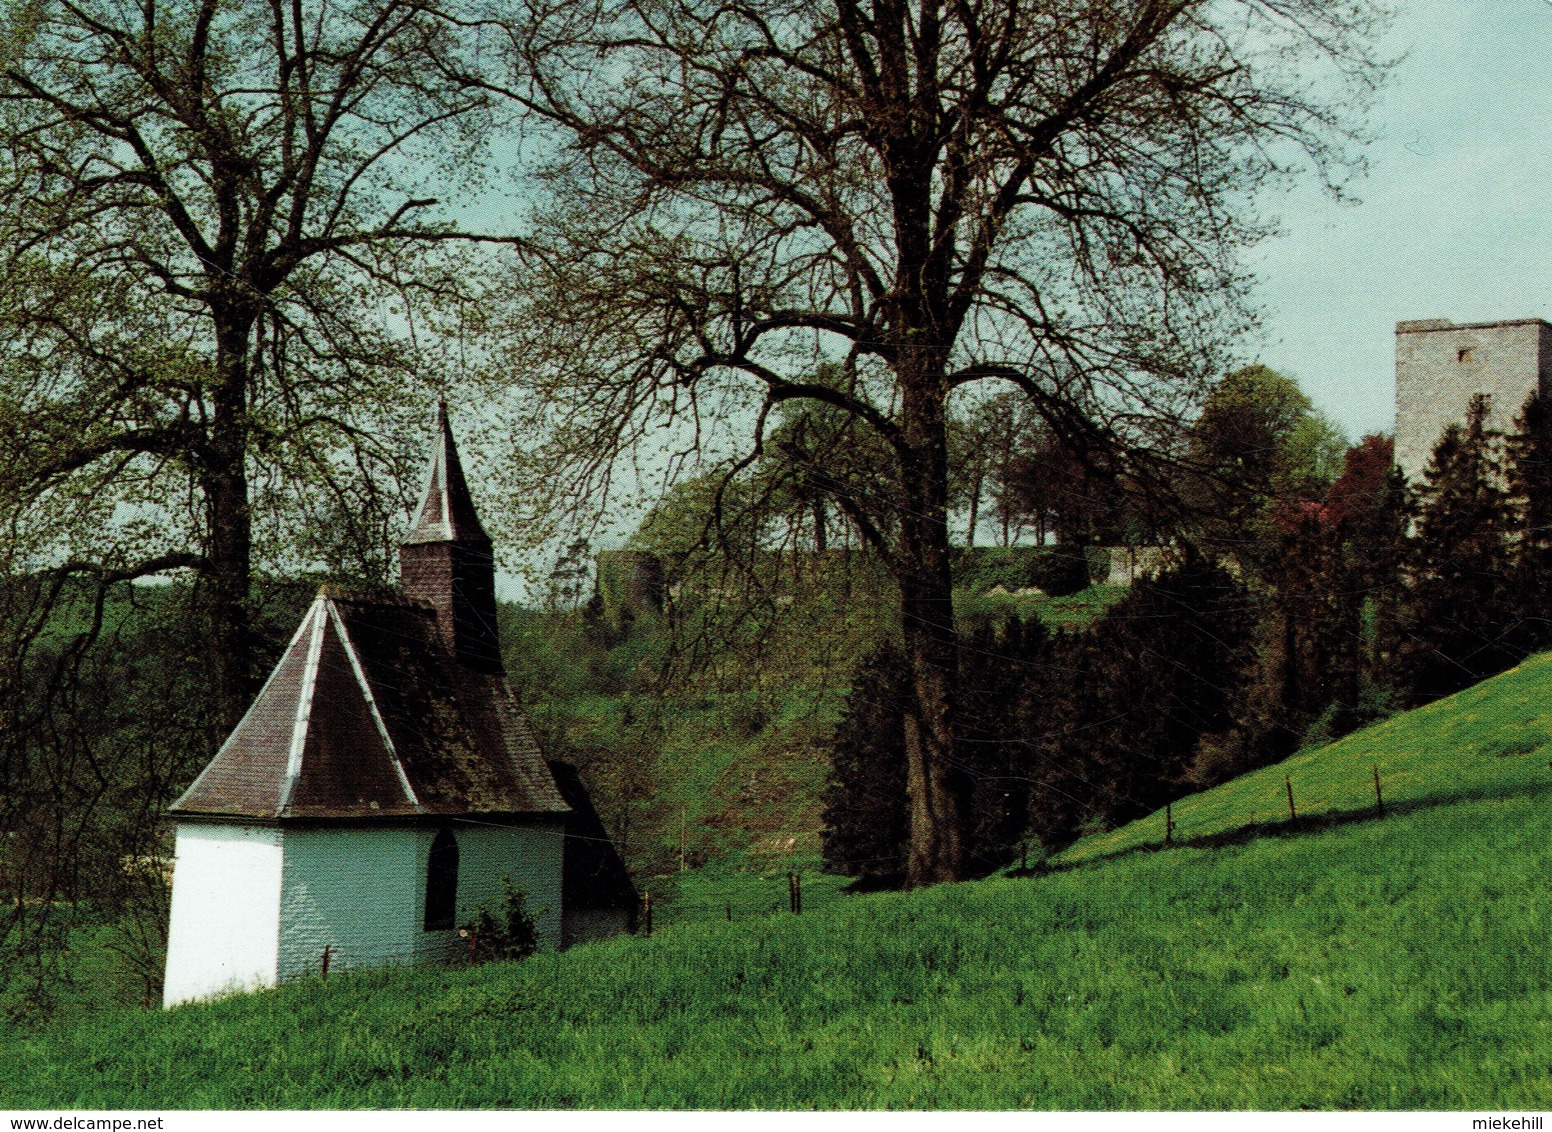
[1250,0,1552,441]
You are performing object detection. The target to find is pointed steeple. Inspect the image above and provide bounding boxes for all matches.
[403,400,491,546]
[399,403,503,672]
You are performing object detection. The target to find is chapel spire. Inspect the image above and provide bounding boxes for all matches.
[399,401,503,672]
[403,399,491,546]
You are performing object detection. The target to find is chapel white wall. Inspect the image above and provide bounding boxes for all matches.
[165,819,566,1005]
[162,824,284,1008]
[276,821,567,976]
[277,826,423,980]
[450,821,566,951]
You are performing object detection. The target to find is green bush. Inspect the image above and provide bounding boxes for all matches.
[951,546,1098,597]
[460,878,540,964]
[820,643,911,885]
[951,547,1031,592]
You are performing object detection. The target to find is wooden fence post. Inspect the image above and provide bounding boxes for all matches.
[1285,776,1298,825]
[725,902,732,922]
[643,891,653,937]
[1373,765,1384,818]
[321,944,331,979]
[1165,801,1175,846]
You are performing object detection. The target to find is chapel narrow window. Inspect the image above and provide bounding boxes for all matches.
[1458,347,1475,363]
[424,828,459,930]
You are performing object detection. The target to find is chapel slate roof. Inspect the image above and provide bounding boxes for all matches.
[169,591,569,821]
[403,400,491,546]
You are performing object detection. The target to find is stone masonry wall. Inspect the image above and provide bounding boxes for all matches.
[399,540,502,671]
[1394,318,1552,482]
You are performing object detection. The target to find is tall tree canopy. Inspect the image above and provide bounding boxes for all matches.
[1396,395,1519,704]
[492,0,1386,884]
[0,0,526,725]
[1187,364,1348,553]
[1507,390,1552,650]
[0,0,533,1013]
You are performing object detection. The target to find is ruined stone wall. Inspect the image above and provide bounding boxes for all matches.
[1394,318,1552,482]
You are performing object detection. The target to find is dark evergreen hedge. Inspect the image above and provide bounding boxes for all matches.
[821,555,1255,879]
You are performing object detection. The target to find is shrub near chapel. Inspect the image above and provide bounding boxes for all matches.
[462,879,541,964]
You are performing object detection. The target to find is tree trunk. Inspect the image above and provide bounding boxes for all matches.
[895,360,968,887]
[900,595,966,886]
[204,328,256,732]
[966,478,980,548]
[812,497,827,553]
[205,450,253,731]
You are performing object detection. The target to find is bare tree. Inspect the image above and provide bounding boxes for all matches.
[0,0,528,725]
[951,390,1046,547]
[486,0,1388,885]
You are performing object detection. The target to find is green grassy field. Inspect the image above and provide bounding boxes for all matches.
[7,652,1552,1108]
[953,582,1130,626]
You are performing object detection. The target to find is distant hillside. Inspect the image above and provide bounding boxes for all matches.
[7,654,1552,1108]
[504,569,1129,880]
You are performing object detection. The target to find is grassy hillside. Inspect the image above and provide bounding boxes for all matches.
[1065,649,1552,865]
[7,653,1552,1108]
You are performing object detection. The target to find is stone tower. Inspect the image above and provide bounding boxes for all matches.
[1394,318,1552,482]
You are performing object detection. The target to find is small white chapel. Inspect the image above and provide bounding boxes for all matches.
[161,405,635,1007]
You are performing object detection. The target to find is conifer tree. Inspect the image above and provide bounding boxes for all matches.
[1015,555,1258,849]
[1256,434,1411,743]
[958,617,1052,875]
[1506,390,1552,653]
[823,619,1057,883]
[1019,628,1105,855]
[820,644,911,885]
[1396,395,1521,703]
[824,559,1254,869]
[1078,554,1256,829]
[1262,500,1347,735]
[1327,435,1411,729]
